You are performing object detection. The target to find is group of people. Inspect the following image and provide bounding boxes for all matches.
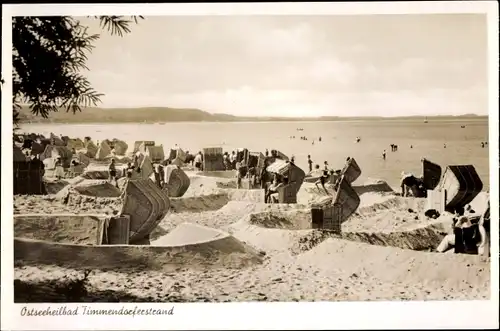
[307,155,343,195]
[436,199,490,256]
[107,156,169,190]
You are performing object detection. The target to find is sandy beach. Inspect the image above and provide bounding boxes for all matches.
[13,171,491,303]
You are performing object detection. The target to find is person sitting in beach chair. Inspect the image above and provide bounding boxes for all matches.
[265,173,284,203]
[269,176,288,204]
[436,204,488,255]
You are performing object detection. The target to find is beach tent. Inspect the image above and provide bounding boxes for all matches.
[120,178,171,244]
[422,158,442,191]
[340,157,362,184]
[95,140,112,160]
[171,148,187,166]
[266,159,306,189]
[49,133,65,146]
[13,146,28,162]
[72,152,91,167]
[438,165,483,213]
[39,145,73,168]
[66,138,85,150]
[83,140,98,159]
[13,159,46,195]
[202,147,225,171]
[133,141,155,154]
[144,144,165,163]
[112,139,128,155]
[164,165,190,197]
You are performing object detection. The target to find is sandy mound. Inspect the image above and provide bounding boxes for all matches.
[345,195,429,233]
[15,234,263,272]
[183,175,228,196]
[72,180,121,198]
[245,210,311,230]
[169,194,230,213]
[226,189,265,203]
[296,238,490,288]
[14,215,106,245]
[196,171,237,179]
[352,179,394,195]
[14,194,121,215]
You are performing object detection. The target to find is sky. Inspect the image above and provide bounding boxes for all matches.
[81,14,488,117]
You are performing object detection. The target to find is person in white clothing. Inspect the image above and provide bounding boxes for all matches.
[194,152,203,171]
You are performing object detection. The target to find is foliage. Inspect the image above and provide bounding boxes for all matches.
[11,16,143,127]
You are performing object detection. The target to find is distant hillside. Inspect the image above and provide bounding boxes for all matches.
[16,105,488,124]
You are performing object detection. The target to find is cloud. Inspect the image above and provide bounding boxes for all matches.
[81,15,488,116]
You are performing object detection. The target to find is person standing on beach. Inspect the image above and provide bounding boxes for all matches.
[194,152,203,171]
[108,158,118,188]
[126,162,134,179]
[314,165,329,195]
[229,151,236,169]
[307,155,313,172]
[324,161,329,171]
[54,156,65,180]
[382,150,386,160]
[265,149,269,157]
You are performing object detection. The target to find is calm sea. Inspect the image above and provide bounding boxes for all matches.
[20,118,490,190]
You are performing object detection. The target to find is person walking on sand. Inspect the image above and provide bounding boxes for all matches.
[108,158,118,188]
[382,150,386,160]
[307,155,313,172]
[314,165,329,195]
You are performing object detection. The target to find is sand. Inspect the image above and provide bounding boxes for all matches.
[13,174,491,302]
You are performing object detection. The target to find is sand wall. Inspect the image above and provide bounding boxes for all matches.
[14,237,263,272]
[14,215,107,245]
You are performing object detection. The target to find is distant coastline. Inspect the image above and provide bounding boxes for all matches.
[17,106,488,124]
